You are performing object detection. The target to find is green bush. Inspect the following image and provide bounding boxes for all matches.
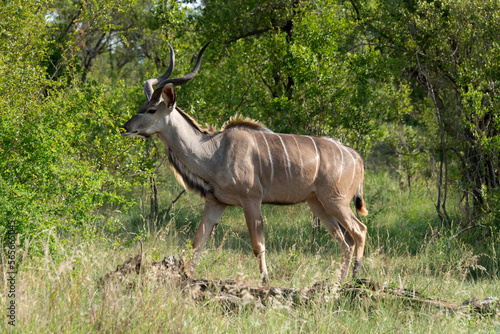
[0,80,155,251]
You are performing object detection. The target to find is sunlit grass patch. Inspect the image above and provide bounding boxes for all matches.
[3,168,499,333]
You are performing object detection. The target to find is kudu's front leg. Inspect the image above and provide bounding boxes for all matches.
[242,201,269,285]
[186,200,226,278]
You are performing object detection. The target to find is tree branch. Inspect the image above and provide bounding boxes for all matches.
[442,224,489,248]
[164,190,186,216]
[349,0,361,21]
[246,62,275,98]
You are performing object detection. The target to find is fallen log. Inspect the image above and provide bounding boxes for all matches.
[99,254,499,315]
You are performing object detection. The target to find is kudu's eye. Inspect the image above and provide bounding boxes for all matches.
[148,108,157,114]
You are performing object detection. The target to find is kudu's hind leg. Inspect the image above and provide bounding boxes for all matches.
[242,201,268,285]
[187,200,227,277]
[322,200,367,280]
[307,196,355,282]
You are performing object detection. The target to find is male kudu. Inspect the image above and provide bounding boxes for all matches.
[122,42,368,284]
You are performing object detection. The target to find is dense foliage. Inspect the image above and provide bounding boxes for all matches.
[0,0,156,248]
[1,0,499,248]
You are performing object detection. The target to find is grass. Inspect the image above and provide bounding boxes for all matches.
[1,168,500,333]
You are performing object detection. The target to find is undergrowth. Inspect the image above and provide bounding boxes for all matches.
[1,168,499,332]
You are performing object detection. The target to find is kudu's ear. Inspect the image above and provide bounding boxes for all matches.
[162,84,176,109]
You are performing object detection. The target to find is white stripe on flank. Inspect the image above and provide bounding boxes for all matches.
[327,138,344,182]
[327,139,338,163]
[307,136,320,180]
[292,136,303,177]
[261,132,274,182]
[336,141,344,182]
[328,138,356,186]
[276,134,291,178]
[345,147,357,188]
[253,134,263,176]
[331,147,337,165]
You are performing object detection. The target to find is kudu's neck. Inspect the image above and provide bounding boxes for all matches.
[156,108,217,179]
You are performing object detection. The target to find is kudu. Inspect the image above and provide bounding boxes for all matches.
[122,42,368,284]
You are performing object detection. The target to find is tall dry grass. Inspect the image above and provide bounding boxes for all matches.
[2,170,499,332]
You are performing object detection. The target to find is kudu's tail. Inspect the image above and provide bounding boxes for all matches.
[354,166,368,216]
